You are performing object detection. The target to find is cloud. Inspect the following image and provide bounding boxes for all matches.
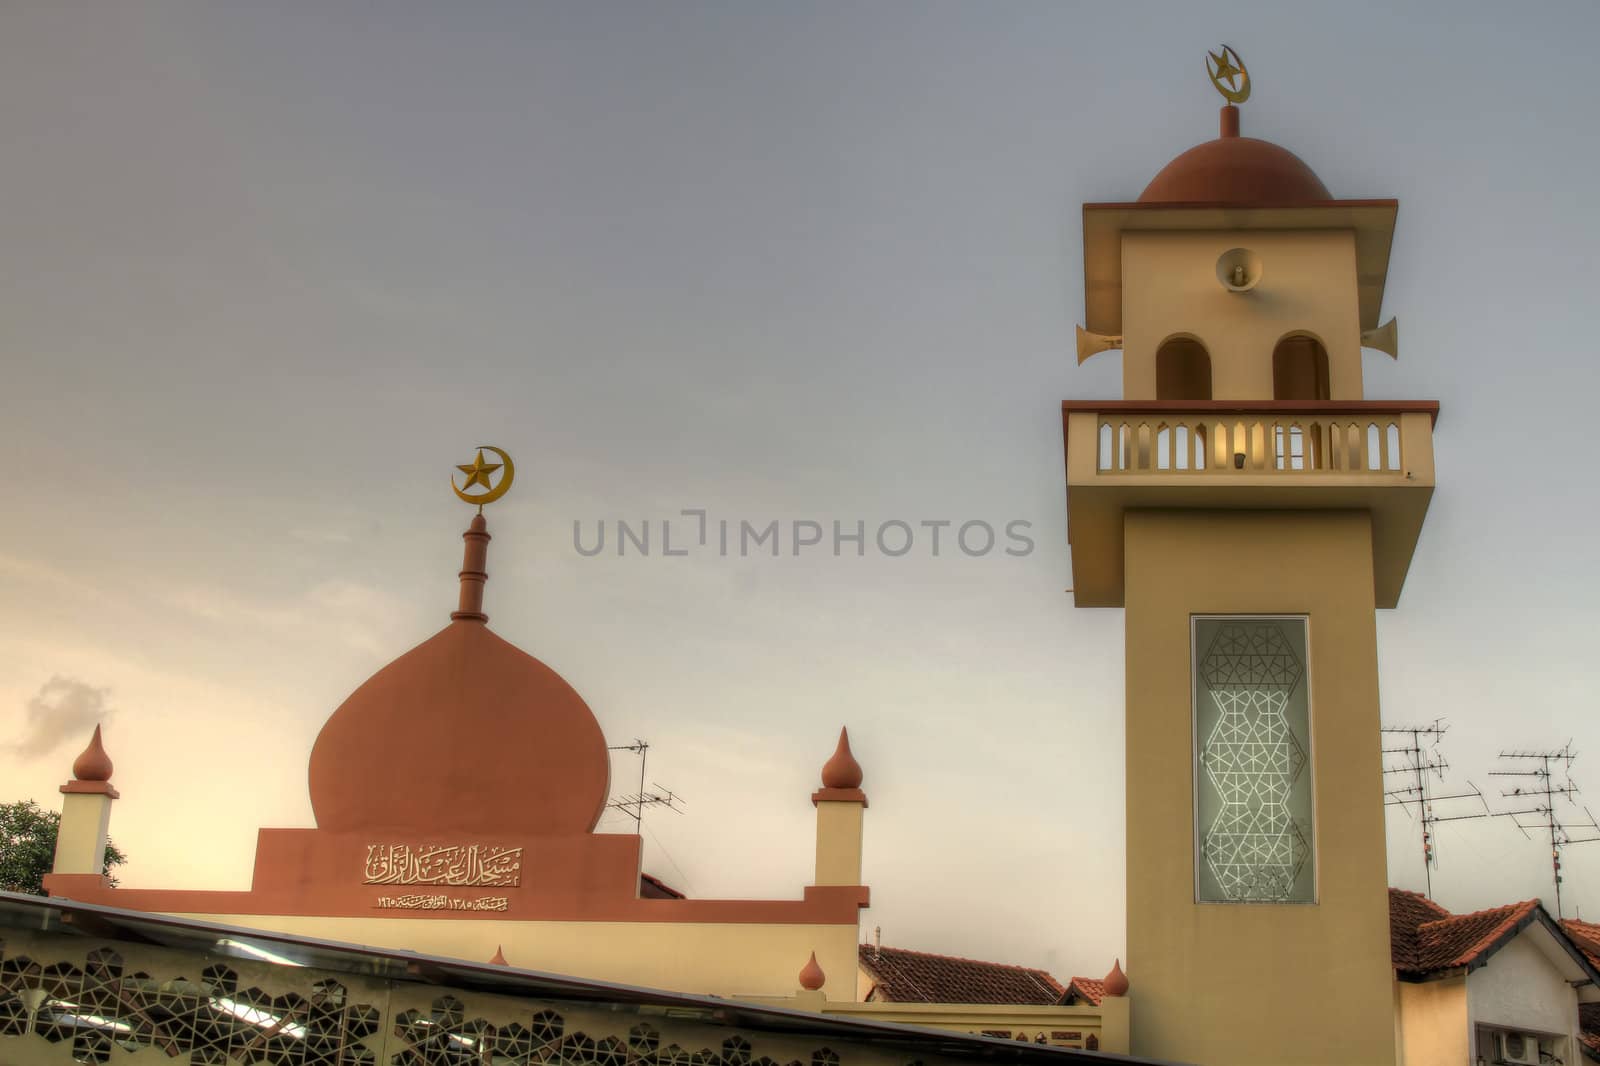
[10,676,114,758]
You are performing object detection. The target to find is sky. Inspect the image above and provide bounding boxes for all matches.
[3,1,1600,985]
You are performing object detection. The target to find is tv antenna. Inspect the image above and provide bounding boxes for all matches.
[1381,719,1491,898]
[605,740,684,834]
[1490,741,1600,919]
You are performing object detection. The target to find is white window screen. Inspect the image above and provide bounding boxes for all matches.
[1193,616,1316,903]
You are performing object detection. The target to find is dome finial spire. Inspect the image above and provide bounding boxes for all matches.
[798,951,826,991]
[1103,958,1129,997]
[451,513,492,623]
[1206,45,1249,139]
[820,727,864,789]
[451,445,516,512]
[448,445,515,623]
[1206,45,1251,106]
[72,724,114,783]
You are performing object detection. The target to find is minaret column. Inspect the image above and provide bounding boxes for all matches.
[451,513,491,622]
[812,727,867,886]
[53,725,119,877]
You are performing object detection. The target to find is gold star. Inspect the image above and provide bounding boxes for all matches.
[456,449,502,492]
[1209,48,1241,90]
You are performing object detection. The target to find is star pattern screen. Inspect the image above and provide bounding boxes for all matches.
[1192,617,1316,903]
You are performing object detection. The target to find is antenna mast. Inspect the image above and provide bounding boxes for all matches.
[1381,719,1490,898]
[1490,741,1600,918]
[605,740,685,834]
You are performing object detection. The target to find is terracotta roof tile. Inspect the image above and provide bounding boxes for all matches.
[1061,977,1104,1006]
[1391,893,1600,1058]
[1389,888,1550,976]
[1388,888,1450,971]
[858,945,1064,1005]
[1562,918,1600,969]
[1414,900,1540,972]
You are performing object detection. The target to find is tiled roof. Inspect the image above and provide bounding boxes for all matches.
[1415,899,1541,972]
[1562,918,1600,969]
[1061,977,1105,1006]
[857,945,1065,1005]
[1390,896,1600,1058]
[1389,888,1569,976]
[1571,923,1600,1064]
[1388,888,1450,971]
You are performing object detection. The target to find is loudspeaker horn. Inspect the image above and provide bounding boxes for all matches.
[1076,325,1124,364]
[1360,317,1399,360]
[1215,247,1263,293]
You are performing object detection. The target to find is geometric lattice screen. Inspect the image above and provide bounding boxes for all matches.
[1193,617,1315,903]
[0,936,948,1066]
[0,947,381,1066]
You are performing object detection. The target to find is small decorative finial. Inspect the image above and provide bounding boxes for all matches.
[821,727,864,789]
[489,945,508,966]
[452,446,515,512]
[451,512,493,623]
[1206,45,1251,105]
[73,725,114,783]
[1103,958,1129,997]
[798,951,826,991]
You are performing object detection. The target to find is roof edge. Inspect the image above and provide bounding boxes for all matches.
[1084,198,1399,213]
[0,891,1163,1065]
[1400,900,1600,984]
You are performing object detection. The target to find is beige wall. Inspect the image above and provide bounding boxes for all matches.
[175,912,860,1001]
[52,792,113,875]
[815,801,865,886]
[1123,510,1395,1065]
[1121,230,1363,401]
[1396,977,1469,1066]
[815,999,1119,1053]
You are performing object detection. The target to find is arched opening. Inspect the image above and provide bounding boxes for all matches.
[1273,334,1330,401]
[1156,337,1212,401]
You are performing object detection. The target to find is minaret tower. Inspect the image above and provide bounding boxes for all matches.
[1064,48,1436,1065]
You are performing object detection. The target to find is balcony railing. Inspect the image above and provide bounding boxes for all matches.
[1059,400,1440,608]
[1100,414,1402,474]
[1064,400,1439,480]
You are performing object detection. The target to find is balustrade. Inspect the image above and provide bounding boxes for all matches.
[1092,412,1407,475]
[1060,401,1439,608]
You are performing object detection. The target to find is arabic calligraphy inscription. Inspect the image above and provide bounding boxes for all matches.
[363,843,522,888]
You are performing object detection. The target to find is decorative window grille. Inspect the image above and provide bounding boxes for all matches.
[0,933,985,1066]
[1192,616,1316,903]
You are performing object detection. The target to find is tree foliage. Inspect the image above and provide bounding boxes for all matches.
[0,799,126,895]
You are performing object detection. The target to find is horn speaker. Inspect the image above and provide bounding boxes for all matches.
[1075,326,1123,364]
[1215,247,1263,293]
[1361,317,1399,360]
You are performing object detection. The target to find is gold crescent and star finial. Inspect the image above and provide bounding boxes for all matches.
[1206,44,1251,105]
[452,446,515,510]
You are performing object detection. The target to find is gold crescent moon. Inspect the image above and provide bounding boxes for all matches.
[1207,45,1251,105]
[452,445,516,506]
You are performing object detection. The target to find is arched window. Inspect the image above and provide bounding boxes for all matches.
[1273,334,1330,401]
[1156,337,1212,401]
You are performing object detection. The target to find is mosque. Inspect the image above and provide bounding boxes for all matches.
[24,477,1138,1060]
[10,45,1600,1066]
[45,497,876,999]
